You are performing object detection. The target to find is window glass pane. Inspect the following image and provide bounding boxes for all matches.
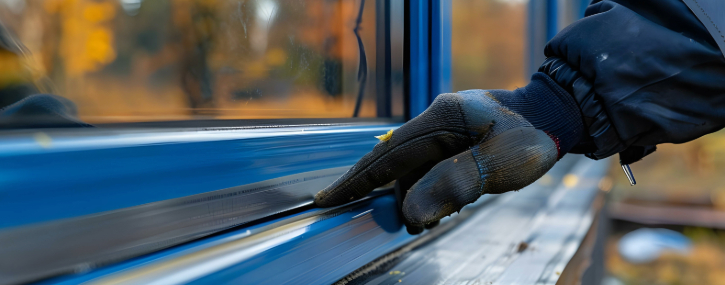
[451,0,528,92]
[0,0,401,125]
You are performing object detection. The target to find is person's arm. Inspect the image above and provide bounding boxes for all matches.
[315,73,586,233]
[315,0,725,231]
[541,0,725,163]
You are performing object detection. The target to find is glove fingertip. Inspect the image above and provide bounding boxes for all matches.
[314,194,347,208]
[401,152,481,226]
[406,224,424,235]
[402,197,451,227]
[313,185,344,207]
[313,191,328,207]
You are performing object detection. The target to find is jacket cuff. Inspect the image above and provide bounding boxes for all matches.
[487,72,586,157]
[539,57,649,161]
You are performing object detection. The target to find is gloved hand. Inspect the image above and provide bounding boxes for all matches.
[314,73,585,233]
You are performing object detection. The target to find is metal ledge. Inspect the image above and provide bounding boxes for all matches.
[357,156,609,285]
[0,124,400,284]
[37,155,609,285]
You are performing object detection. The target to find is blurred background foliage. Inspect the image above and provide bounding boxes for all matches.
[609,131,725,206]
[0,0,530,122]
[607,227,725,285]
[0,0,384,122]
[606,131,725,285]
[451,0,527,92]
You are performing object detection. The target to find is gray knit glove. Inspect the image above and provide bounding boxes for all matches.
[315,74,584,233]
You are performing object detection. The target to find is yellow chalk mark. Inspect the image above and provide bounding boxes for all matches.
[34,132,53,149]
[375,129,394,142]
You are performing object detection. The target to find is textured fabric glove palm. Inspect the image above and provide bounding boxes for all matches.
[315,73,585,233]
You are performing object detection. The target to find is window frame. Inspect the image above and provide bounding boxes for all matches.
[0,0,582,283]
[0,1,451,283]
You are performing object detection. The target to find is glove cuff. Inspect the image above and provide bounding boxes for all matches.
[487,73,586,158]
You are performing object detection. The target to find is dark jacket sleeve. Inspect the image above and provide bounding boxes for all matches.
[539,0,725,163]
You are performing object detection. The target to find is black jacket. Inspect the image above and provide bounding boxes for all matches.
[540,0,725,163]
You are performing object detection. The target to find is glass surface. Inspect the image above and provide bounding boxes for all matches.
[450,0,528,92]
[0,0,402,125]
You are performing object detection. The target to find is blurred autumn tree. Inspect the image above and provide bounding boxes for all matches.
[0,0,382,123]
[451,0,528,92]
[1,0,531,122]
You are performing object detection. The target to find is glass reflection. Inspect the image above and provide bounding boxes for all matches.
[0,0,398,126]
[451,0,528,92]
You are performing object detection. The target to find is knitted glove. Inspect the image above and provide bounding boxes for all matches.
[315,73,584,232]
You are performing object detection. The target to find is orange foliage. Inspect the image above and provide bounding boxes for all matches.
[1,0,528,123]
[451,0,528,91]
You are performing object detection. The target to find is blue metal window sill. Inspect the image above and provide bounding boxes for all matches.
[0,123,400,284]
[31,155,609,285]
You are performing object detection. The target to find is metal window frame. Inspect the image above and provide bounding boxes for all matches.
[36,153,610,285]
[0,1,438,283]
[0,124,403,284]
[0,0,455,282]
[5,1,607,284]
[406,0,451,119]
